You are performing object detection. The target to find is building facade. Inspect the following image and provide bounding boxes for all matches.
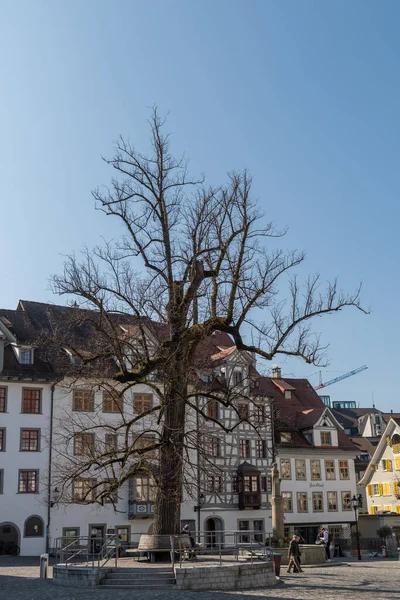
[359,417,400,515]
[0,310,55,555]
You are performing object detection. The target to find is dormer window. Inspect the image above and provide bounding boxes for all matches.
[284,390,292,399]
[280,432,292,443]
[233,370,243,387]
[20,348,33,365]
[321,431,332,446]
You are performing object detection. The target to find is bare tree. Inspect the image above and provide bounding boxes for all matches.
[52,108,366,535]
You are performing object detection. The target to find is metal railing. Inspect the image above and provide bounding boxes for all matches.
[56,534,120,569]
[56,530,274,573]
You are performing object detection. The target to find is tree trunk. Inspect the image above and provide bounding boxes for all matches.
[152,346,188,536]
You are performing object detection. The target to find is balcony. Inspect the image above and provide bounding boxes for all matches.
[238,491,261,510]
[128,501,154,519]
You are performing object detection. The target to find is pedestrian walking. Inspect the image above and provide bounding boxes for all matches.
[287,535,303,573]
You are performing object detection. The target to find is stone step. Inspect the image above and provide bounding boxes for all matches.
[100,584,175,589]
[105,575,175,584]
[105,573,174,581]
[110,568,172,574]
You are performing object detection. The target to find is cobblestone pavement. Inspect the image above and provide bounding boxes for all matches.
[1,556,399,599]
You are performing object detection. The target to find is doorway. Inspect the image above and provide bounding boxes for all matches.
[205,517,224,548]
[88,524,106,554]
[0,522,20,552]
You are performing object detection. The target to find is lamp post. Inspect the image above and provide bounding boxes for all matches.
[194,493,205,542]
[351,495,362,561]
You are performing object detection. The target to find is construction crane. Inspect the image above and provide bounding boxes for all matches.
[314,365,368,391]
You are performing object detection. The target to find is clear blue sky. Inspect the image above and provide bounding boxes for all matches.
[1,0,399,411]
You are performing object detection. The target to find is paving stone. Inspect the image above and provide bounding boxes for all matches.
[1,556,399,599]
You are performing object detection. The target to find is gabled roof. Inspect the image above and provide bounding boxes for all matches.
[359,418,400,486]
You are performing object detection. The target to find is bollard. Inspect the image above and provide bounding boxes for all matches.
[40,553,49,579]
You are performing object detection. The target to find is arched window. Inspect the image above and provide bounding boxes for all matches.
[392,434,400,446]
[24,515,44,537]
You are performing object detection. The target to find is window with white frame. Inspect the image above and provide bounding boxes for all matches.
[325,460,336,480]
[297,492,308,512]
[282,491,293,512]
[311,459,321,480]
[339,460,349,480]
[327,491,338,511]
[312,492,323,512]
[280,459,291,479]
[295,459,306,480]
[341,491,352,511]
[321,431,332,445]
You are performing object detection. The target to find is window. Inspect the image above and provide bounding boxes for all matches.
[237,519,264,543]
[282,491,293,512]
[297,492,308,512]
[20,429,40,451]
[238,403,249,420]
[0,429,5,451]
[327,491,338,511]
[133,434,156,458]
[312,492,323,512]
[22,389,41,414]
[20,348,33,364]
[325,460,336,480]
[243,475,259,492]
[382,482,391,496]
[0,387,6,412]
[395,457,400,471]
[232,475,239,493]
[133,475,155,502]
[341,491,352,511]
[73,390,94,412]
[280,432,292,443]
[382,459,393,471]
[233,370,243,386]
[134,393,152,414]
[116,526,130,543]
[311,460,321,480]
[280,459,291,480]
[321,431,332,446]
[105,434,117,453]
[384,504,392,511]
[238,520,250,543]
[73,478,96,502]
[254,405,265,424]
[63,527,80,545]
[24,516,44,537]
[295,459,306,480]
[240,439,250,458]
[339,460,349,480]
[0,469,3,493]
[207,400,219,419]
[253,519,264,542]
[74,433,95,456]
[207,474,222,493]
[103,392,122,413]
[256,439,267,458]
[208,436,221,457]
[372,483,380,495]
[19,470,39,493]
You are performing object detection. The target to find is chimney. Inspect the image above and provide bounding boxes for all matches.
[272,365,281,379]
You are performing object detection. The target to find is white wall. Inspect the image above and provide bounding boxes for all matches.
[0,381,52,555]
[278,450,357,526]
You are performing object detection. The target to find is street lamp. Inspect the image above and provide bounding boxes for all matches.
[194,493,205,542]
[351,495,362,561]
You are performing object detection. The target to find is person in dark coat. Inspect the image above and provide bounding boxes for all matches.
[287,535,303,573]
